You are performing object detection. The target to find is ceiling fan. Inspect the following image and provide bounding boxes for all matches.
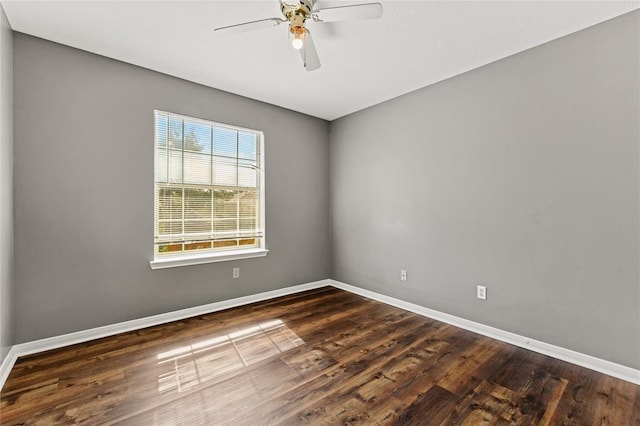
[214,0,383,71]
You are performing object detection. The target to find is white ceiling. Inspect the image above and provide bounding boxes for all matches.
[2,0,639,120]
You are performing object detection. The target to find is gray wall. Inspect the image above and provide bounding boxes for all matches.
[330,11,640,369]
[13,34,330,343]
[0,5,13,363]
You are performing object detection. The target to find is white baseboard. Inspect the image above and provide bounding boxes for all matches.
[0,346,18,391]
[2,277,638,392]
[0,279,330,391]
[330,279,640,386]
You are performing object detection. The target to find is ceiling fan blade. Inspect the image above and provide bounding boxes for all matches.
[300,30,321,71]
[312,2,383,23]
[214,17,285,35]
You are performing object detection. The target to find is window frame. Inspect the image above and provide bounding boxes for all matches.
[149,110,268,270]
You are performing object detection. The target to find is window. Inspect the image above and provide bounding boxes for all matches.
[150,111,266,269]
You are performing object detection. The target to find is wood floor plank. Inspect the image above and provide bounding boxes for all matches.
[436,338,516,397]
[395,385,460,425]
[1,287,638,425]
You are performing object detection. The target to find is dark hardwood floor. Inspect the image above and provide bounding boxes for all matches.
[1,287,638,425]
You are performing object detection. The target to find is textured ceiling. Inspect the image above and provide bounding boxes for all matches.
[3,0,639,120]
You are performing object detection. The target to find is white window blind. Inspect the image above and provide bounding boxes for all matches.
[154,111,264,257]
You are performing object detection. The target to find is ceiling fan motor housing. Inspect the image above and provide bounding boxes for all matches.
[281,0,314,21]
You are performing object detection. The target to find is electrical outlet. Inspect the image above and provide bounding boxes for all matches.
[477,285,487,300]
[400,269,407,282]
[233,267,240,279]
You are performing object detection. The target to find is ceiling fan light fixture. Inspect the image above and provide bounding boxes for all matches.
[290,25,306,50]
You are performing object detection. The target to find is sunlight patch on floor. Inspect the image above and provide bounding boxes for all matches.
[157,319,304,393]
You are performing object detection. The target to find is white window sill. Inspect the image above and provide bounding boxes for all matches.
[149,248,269,270]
